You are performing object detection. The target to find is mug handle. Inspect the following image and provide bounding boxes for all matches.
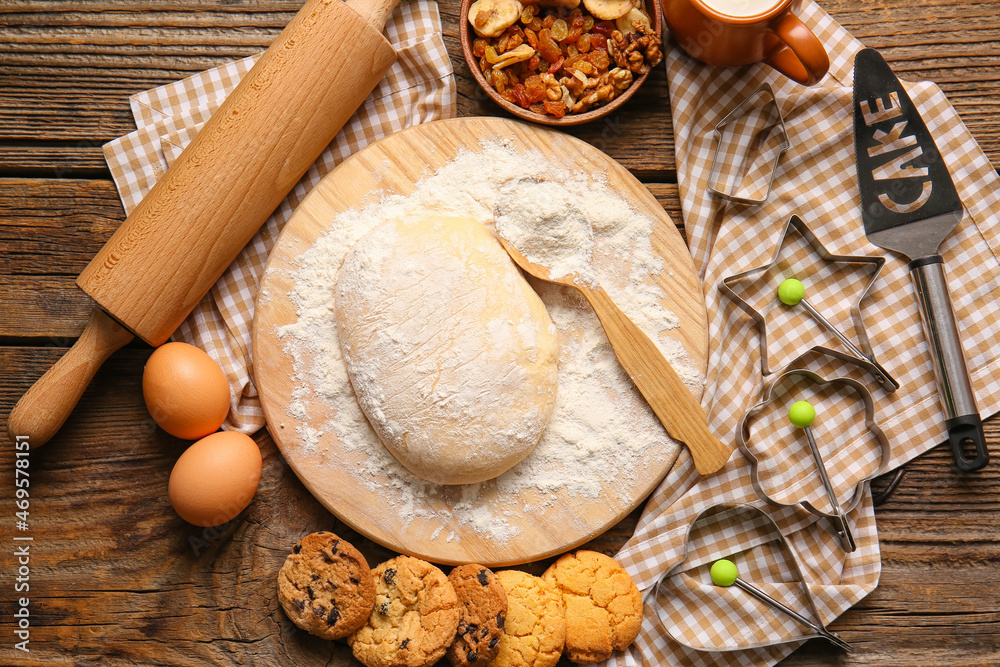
[765,13,830,86]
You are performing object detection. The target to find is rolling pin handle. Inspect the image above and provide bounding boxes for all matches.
[7,309,134,447]
[344,0,402,31]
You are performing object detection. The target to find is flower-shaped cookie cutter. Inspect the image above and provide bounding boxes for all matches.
[649,503,851,652]
[707,82,790,205]
[737,369,892,551]
[720,214,899,392]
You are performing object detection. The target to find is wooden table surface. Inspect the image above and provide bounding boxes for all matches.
[1,1,998,665]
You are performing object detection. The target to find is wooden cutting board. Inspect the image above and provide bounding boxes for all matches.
[252,117,708,566]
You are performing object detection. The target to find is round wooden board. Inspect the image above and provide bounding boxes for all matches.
[252,117,708,566]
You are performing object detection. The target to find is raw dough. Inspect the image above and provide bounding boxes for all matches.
[334,215,559,485]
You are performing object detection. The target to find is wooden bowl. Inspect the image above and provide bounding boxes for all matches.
[460,0,663,127]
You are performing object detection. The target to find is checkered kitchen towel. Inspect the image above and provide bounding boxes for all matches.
[103,0,455,434]
[611,1,1000,665]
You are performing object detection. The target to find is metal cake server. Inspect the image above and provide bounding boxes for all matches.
[853,48,988,472]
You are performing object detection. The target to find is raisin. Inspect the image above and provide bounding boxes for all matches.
[400,638,411,649]
[511,83,530,108]
[586,49,610,70]
[477,569,490,586]
[551,18,568,41]
[383,568,396,586]
[378,601,389,615]
[537,29,562,63]
[543,100,567,118]
[524,28,539,49]
[327,607,340,626]
[292,544,302,554]
[592,20,615,37]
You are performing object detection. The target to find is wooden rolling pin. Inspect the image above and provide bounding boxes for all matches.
[8,0,401,446]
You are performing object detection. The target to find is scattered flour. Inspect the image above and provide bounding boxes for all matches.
[494,178,597,285]
[275,140,704,545]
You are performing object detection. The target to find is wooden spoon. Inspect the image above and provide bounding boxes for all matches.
[494,181,732,475]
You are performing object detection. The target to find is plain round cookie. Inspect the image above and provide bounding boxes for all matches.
[334,215,559,485]
[447,564,508,667]
[489,570,566,667]
[348,556,460,667]
[541,550,642,663]
[276,531,375,640]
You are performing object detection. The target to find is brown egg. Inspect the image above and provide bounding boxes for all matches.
[143,342,230,440]
[168,431,263,527]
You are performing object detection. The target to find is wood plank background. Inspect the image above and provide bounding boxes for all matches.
[1,1,998,665]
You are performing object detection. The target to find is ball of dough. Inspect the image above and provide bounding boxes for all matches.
[335,215,559,485]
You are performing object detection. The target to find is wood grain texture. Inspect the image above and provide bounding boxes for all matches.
[252,117,705,565]
[1,0,998,178]
[6,308,133,446]
[1,0,999,665]
[1,347,997,666]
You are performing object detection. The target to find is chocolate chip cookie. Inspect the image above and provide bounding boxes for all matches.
[446,564,507,667]
[348,555,460,667]
[277,531,375,640]
[541,550,642,663]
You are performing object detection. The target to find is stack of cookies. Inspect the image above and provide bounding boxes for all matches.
[277,532,643,667]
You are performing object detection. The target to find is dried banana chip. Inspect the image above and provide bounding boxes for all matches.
[469,0,524,38]
[582,0,635,21]
[615,6,651,33]
[492,44,536,69]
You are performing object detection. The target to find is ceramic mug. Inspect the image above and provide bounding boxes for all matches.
[662,0,830,86]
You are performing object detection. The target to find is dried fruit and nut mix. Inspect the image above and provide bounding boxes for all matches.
[467,0,663,118]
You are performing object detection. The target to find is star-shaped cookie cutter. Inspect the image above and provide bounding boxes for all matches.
[737,369,892,551]
[707,82,790,205]
[720,214,899,392]
[650,502,852,652]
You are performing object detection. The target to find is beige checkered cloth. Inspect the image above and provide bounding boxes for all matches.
[103,0,455,434]
[610,2,1000,665]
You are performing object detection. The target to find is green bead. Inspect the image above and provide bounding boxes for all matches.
[778,278,805,306]
[711,559,739,587]
[788,400,816,428]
